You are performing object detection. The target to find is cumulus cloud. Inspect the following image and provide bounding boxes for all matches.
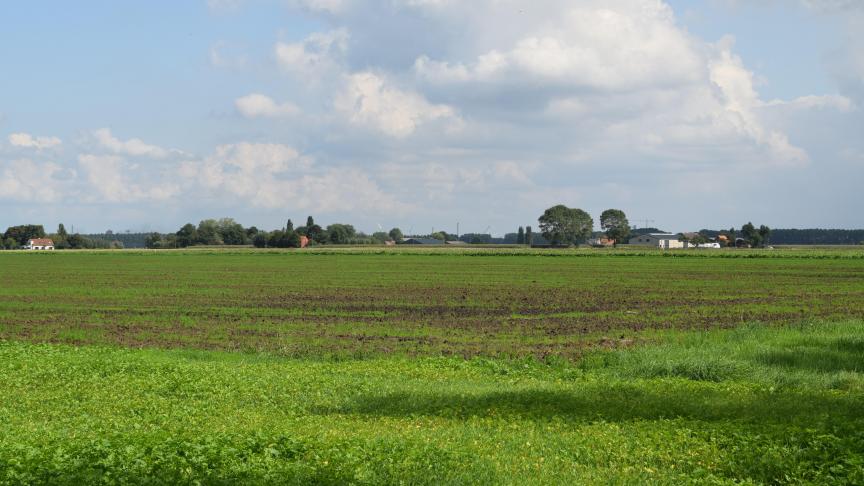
[414,2,702,92]
[235,93,300,118]
[77,154,178,203]
[0,159,66,202]
[275,29,348,76]
[334,71,460,137]
[8,133,62,150]
[707,40,809,166]
[92,128,169,158]
[181,142,403,212]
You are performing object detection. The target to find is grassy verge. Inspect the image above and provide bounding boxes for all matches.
[2,321,862,484]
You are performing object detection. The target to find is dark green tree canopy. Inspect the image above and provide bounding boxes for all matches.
[326,224,356,245]
[3,225,46,246]
[538,205,593,246]
[388,227,403,242]
[175,224,198,248]
[600,209,629,245]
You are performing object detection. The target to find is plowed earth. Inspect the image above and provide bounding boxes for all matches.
[2,251,863,358]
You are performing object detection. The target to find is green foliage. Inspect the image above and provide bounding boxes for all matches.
[0,322,863,484]
[517,226,525,244]
[267,230,302,248]
[175,223,198,248]
[538,205,593,246]
[388,228,403,242]
[326,224,357,245]
[3,224,45,246]
[599,209,629,245]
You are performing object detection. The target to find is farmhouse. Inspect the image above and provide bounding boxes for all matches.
[26,238,55,250]
[588,237,615,247]
[628,233,683,249]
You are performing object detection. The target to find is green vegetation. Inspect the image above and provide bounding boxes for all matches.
[1,322,862,484]
[1,249,863,483]
[2,249,864,356]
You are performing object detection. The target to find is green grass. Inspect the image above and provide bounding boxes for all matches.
[1,322,863,484]
[2,249,864,483]
[2,250,864,357]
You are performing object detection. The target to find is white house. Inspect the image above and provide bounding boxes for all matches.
[26,238,55,250]
[628,233,683,249]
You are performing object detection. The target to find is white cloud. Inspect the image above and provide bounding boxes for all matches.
[707,40,809,166]
[92,128,169,158]
[235,93,300,118]
[8,133,62,150]
[334,71,459,137]
[291,0,349,13]
[181,142,403,212]
[275,29,348,76]
[765,94,854,111]
[78,154,178,203]
[414,2,703,92]
[0,159,65,202]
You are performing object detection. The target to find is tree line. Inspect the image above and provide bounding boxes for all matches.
[144,217,408,249]
[2,224,124,250]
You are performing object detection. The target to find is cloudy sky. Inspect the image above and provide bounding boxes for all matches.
[2,0,862,235]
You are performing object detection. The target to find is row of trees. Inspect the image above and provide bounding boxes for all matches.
[144,217,409,249]
[2,224,123,250]
[533,206,630,246]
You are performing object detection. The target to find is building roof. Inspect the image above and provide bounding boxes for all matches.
[630,233,679,240]
[28,238,54,245]
[403,238,445,245]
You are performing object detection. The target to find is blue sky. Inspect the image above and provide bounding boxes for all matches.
[1,0,862,235]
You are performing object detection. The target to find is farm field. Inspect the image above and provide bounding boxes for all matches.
[1,249,863,484]
[2,249,864,357]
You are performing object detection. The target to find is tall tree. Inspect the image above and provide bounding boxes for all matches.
[517,226,525,244]
[758,225,771,247]
[196,219,223,245]
[599,209,630,246]
[525,226,533,246]
[286,219,294,232]
[388,227,403,242]
[538,205,593,246]
[306,216,314,228]
[741,222,762,248]
[175,223,197,248]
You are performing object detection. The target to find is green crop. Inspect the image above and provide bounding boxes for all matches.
[1,250,863,484]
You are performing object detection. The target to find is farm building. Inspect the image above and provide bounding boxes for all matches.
[588,237,615,247]
[402,238,445,245]
[26,238,55,250]
[628,233,683,249]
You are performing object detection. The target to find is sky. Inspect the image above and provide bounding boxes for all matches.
[1,0,863,235]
